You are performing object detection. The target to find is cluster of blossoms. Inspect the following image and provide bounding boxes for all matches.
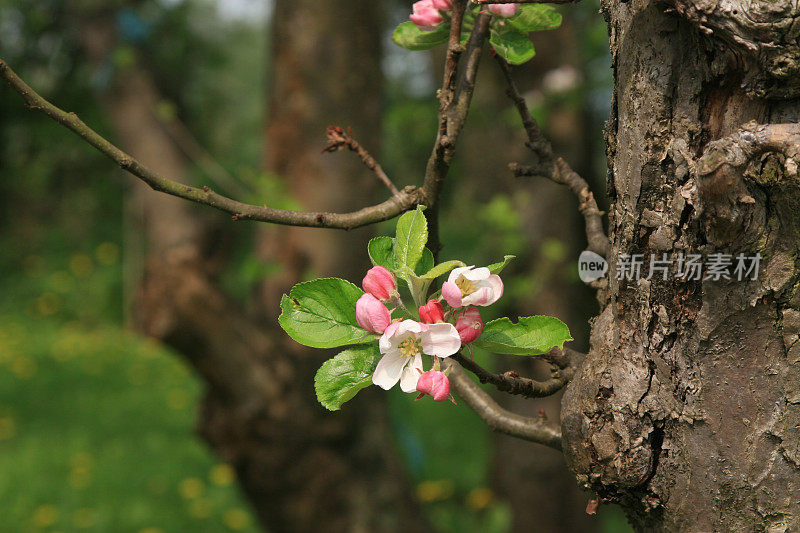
[356,264,503,403]
[409,0,519,31]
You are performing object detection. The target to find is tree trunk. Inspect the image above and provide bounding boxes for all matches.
[81,3,428,531]
[197,2,428,531]
[560,1,800,530]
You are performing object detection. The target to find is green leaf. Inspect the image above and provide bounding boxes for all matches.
[368,236,396,271]
[421,260,466,280]
[394,206,428,272]
[415,247,435,276]
[392,21,450,51]
[315,345,381,411]
[487,255,515,274]
[490,29,535,65]
[508,5,562,33]
[474,316,572,355]
[279,278,368,349]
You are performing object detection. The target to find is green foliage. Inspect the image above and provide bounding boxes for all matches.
[0,317,257,532]
[278,278,367,349]
[416,246,436,276]
[508,5,563,33]
[368,236,397,270]
[420,260,466,280]
[392,4,561,67]
[489,28,536,65]
[474,316,572,355]
[487,255,515,274]
[392,21,450,51]
[491,5,563,64]
[315,345,381,411]
[394,206,429,272]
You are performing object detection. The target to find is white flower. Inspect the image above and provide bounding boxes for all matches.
[372,320,461,392]
[441,266,504,308]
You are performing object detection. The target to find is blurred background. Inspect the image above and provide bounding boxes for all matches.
[0,0,631,531]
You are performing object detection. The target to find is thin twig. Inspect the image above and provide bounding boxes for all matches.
[444,358,563,449]
[453,353,572,397]
[323,126,400,196]
[0,59,422,230]
[496,56,610,258]
[452,346,584,398]
[422,6,492,255]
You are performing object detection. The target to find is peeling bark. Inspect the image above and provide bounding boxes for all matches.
[560,0,800,530]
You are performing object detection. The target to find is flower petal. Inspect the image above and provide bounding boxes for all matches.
[461,266,491,281]
[372,351,407,390]
[421,323,462,357]
[462,287,490,306]
[400,354,423,393]
[379,321,403,353]
[483,274,504,304]
[395,320,424,336]
[448,266,473,284]
[441,281,463,308]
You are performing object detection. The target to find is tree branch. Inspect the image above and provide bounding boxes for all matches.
[452,345,584,398]
[453,353,573,398]
[0,59,422,230]
[697,121,800,177]
[444,358,563,449]
[324,126,401,196]
[422,6,492,255]
[496,57,610,258]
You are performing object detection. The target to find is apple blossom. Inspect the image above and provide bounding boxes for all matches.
[410,0,444,31]
[415,369,451,402]
[362,265,396,301]
[441,266,504,308]
[356,294,391,335]
[373,320,461,392]
[455,306,484,343]
[418,298,445,324]
[432,0,453,9]
[487,3,519,17]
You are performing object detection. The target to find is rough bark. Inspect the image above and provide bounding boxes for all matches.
[560,0,800,530]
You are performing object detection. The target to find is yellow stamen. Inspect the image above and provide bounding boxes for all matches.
[399,337,421,358]
[455,275,477,296]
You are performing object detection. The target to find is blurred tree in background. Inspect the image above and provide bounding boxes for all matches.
[0,0,629,531]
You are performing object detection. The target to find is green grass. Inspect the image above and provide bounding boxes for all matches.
[0,316,258,533]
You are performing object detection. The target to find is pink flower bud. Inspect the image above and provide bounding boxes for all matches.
[356,294,391,335]
[415,370,451,402]
[487,3,519,17]
[418,299,445,324]
[410,0,444,31]
[362,265,396,301]
[455,307,483,343]
[432,0,453,9]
